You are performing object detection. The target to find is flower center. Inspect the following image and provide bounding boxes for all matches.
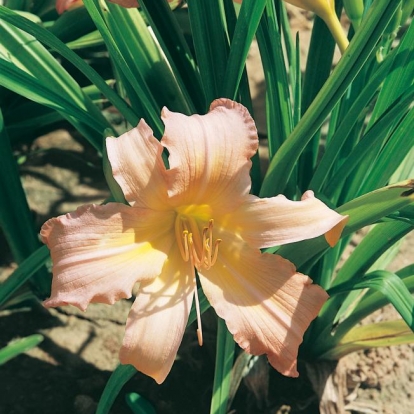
[176,217,221,271]
[174,206,222,347]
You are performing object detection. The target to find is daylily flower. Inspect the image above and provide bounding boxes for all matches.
[106,0,182,9]
[107,0,139,7]
[56,0,180,14]
[41,99,348,384]
[56,0,83,14]
[284,0,349,53]
[233,0,349,54]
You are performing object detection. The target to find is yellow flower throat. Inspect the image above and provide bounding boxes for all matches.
[174,205,222,346]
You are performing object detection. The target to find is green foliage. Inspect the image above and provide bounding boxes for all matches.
[0,334,43,365]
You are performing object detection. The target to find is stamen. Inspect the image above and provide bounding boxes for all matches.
[187,216,203,254]
[183,230,190,262]
[202,227,210,268]
[175,217,187,261]
[208,219,214,247]
[194,285,203,346]
[190,255,203,346]
[210,239,222,267]
[188,233,201,269]
[175,212,221,347]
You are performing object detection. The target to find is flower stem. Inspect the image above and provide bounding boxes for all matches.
[324,12,350,55]
[209,317,235,414]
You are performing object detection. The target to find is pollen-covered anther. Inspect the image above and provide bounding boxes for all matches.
[176,217,221,271]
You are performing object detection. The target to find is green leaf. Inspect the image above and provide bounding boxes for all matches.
[331,269,414,329]
[0,334,43,365]
[210,318,235,414]
[125,393,156,414]
[333,219,413,291]
[0,6,138,126]
[324,86,414,202]
[260,0,403,197]
[222,0,267,100]
[256,3,292,157]
[309,44,397,193]
[226,351,254,410]
[48,6,96,43]
[320,320,414,360]
[96,364,138,414]
[298,1,343,190]
[104,2,191,115]
[369,16,414,126]
[0,246,50,307]
[357,108,414,196]
[0,12,113,150]
[139,0,205,113]
[82,0,163,135]
[187,0,229,104]
[0,110,51,298]
[277,180,414,270]
[312,270,414,358]
[328,261,414,342]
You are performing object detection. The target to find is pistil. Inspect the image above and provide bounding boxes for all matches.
[175,214,222,347]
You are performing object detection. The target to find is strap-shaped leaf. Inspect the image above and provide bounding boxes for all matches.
[82,0,163,135]
[0,246,50,307]
[311,270,414,358]
[125,393,156,414]
[256,3,292,156]
[275,180,414,269]
[222,0,267,100]
[187,0,229,104]
[0,334,43,365]
[139,0,205,113]
[320,320,414,360]
[260,0,403,197]
[0,110,50,298]
[0,6,138,125]
[309,45,397,193]
[210,318,235,414]
[104,2,191,115]
[369,15,414,126]
[330,270,414,329]
[96,364,138,414]
[324,86,414,201]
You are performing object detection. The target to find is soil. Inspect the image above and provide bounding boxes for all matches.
[1,5,413,414]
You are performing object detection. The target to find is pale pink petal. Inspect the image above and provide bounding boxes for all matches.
[56,0,83,14]
[107,0,181,8]
[223,190,348,249]
[119,245,193,384]
[41,203,175,311]
[106,120,169,209]
[198,241,328,377]
[107,0,138,7]
[161,98,258,211]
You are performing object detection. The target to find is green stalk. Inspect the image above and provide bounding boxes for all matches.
[209,318,235,414]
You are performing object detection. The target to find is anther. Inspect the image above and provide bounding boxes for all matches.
[210,239,221,267]
[183,230,189,262]
[188,233,201,268]
[193,284,203,346]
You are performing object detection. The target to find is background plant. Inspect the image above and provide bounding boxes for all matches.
[0,0,413,413]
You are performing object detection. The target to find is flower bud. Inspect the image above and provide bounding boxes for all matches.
[56,0,83,14]
[284,0,349,53]
[343,0,364,29]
